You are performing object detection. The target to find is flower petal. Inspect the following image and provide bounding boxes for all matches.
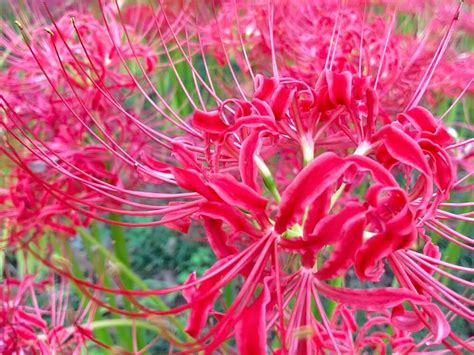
[302,188,331,237]
[419,139,455,194]
[208,173,268,214]
[346,155,397,187]
[391,305,424,332]
[315,281,426,311]
[203,217,238,258]
[235,282,270,355]
[326,70,353,106]
[172,141,200,170]
[199,202,259,237]
[239,130,265,192]
[192,109,228,134]
[184,260,230,337]
[275,152,349,234]
[380,125,432,178]
[254,74,278,101]
[270,84,296,120]
[172,167,220,201]
[315,213,366,280]
[400,107,453,147]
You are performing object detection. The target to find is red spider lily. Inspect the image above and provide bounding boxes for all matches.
[377,0,474,35]
[327,304,471,354]
[199,0,473,112]
[0,141,127,245]
[0,274,94,354]
[0,1,186,242]
[0,6,157,137]
[1,0,472,353]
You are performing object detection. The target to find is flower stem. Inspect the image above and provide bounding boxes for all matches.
[77,227,191,341]
[109,215,138,349]
[255,155,281,203]
[301,136,314,166]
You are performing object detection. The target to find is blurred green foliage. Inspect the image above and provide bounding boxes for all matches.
[123,224,216,285]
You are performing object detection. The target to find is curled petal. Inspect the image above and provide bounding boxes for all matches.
[391,304,451,345]
[379,125,432,178]
[302,188,331,237]
[419,139,455,194]
[235,281,270,355]
[224,115,277,135]
[326,70,353,106]
[183,259,230,337]
[346,155,397,187]
[251,98,275,118]
[375,125,434,211]
[364,88,379,139]
[315,213,366,280]
[140,151,172,173]
[308,202,365,250]
[315,281,426,311]
[192,109,228,134]
[354,234,387,281]
[270,84,296,120]
[172,141,200,170]
[208,173,268,214]
[254,74,278,101]
[160,202,196,233]
[199,202,259,237]
[172,167,220,201]
[424,304,451,345]
[203,217,238,259]
[420,241,441,275]
[355,230,415,282]
[400,106,453,147]
[391,305,424,332]
[239,130,264,192]
[275,152,349,234]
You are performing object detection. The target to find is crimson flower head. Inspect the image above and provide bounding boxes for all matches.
[1,0,472,353]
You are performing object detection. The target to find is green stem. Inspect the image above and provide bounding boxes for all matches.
[330,183,346,210]
[37,318,171,343]
[77,227,190,340]
[15,249,26,276]
[82,222,115,346]
[109,214,131,278]
[0,227,8,279]
[91,318,166,333]
[440,208,468,285]
[223,282,233,308]
[301,136,314,166]
[255,156,281,203]
[327,277,343,318]
[108,214,145,350]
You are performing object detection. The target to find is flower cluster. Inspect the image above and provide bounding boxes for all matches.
[0,3,169,244]
[1,0,472,353]
[0,275,93,353]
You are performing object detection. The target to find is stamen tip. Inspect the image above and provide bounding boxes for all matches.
[44,27,54,36]
[14,20,23,30]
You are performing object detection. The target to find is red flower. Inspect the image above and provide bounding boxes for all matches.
[1,0,472,353]
[0,275,94,353]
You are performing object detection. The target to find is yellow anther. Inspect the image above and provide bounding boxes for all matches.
[52,255,71,269]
